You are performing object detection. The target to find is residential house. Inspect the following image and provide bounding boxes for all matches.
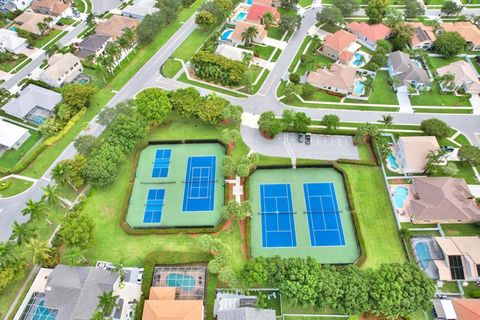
[215,44,253,62]
[408,177,480,224]
[214,292,276,320]
[14,11,53,35]
[433,299,480,320]
[437,60,480,94]
[320,30,359,64]
[406,22,436,50]
[395,136,442,174]
[387,51,431,91]
[75,34,111,60]
[245,4,280,25]
[96,15,139,40]
[347,22,390,50]
[440,22,480,51]
[230,21,267,45]
[433,300,458,320]
[0,119,30,154]
[0,28,27,54]
[306,64,357,95]
[122,0,159,20]
[31,0,72,20]
[434,237,480,281]
[0,0,32,11]
[252,0,274,5]
[2,84,61,124]
[142,287,204,320]
[39,53,83,87]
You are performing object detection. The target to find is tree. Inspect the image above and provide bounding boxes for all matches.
[333,0,359,16]
[365,0,389,24]
[424,149,447,174]
[0,242,20,268]
[22,199,46,220]
[41,184,61,207]
[420,118,450,138]
[195,10,217,30]
[97,101,133,126]
[380,115,393,127]
[390,23,414,50]
[10,221,36,245]
[27,238,50,265]
[242,26,259,46]
[279,0,299,10]
[289,73,300,84]
[221,128,240,148]
[60,212,95,248]
[221,104,243,125]
[316,7,344,26]
[242,51,253,65]
[169,87,204,118]
[214,0,233,12]
[458,145,480,165]
[262,12,275,28]
[96,54,115,82]
[74,134,97,156]
[279,13,302,34]
[105,42,121,62]
[292,112,311,132]
[222,156,236,177]
[369,263,435,318]
[438,72,456,91]
[441,1,463,16]
[198,95,229,124]
[135,88,172,125]
[384,8,404,28]
[404,0,425,18]
[197,235,237,286]
[442,162,459,176]
[301,83,316,99]
[353,123,379,144]
[51,161,71,187]
[62,84,95,113]
[376,136,391,161]
[258,111,284,138]
[284,82,302,102]
[321,114,340,131]
[97,291,118,316]
[333,266,370,314]
[222,200,241,220]
[63,246,87,266]
[433,31,466,57]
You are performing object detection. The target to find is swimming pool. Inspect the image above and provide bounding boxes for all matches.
[30,115,46,125]
[393,186,409,209]
[8,26,17,32]
[353,80,365,95]
[221,29,233,41]
[246,0,253,4]
[352,52,365,67]
[235,11,248,22]
[20,293,58,320]
[415,242,431,269]
[166,273,196,291]
[387,152,399,170]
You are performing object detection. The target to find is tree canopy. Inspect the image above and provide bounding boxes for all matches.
[135,88,172,125]
[420,118,450,138]
[365,0,389,24]
[433,31,466,57]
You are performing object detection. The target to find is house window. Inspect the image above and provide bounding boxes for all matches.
[476,264,480,277]
[449,255,465,280]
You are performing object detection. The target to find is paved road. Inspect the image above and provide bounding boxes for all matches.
[92,0,123,14]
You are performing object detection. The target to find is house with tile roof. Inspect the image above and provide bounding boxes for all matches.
[387,51,431,91]
[347,22,390,50]
[142,287,204,320]
[96,15,139,40]
[437,60,480,94]
[306,64,357,95]
[14,11,53,35]
[245,4,280,25]
[31,0,72,18]
[214,292,276,320]
[406,22,436,50]
[320,30,359,64]
[39,53,83,87]
[230,21,267,45]
[407,177,480,224]
[395,136,442,174]
[440,22,480,51]
[0,0,32,11]
[452,299,480,319]
[434,237,480,281]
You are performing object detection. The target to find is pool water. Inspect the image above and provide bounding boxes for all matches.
[387,152,399,170]
[235,11,248,21]
[166,273,196,291]
[352,52,365,67]
[31,115,46,125]
[8,26,16,32]
[415,242,431,269]
[221,29,233,41]
[246,0,253,4]
[353,80,365,95]
[393,186,409,209]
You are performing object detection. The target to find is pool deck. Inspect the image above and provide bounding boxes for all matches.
[386,146,403,174]
[389,183,414,222]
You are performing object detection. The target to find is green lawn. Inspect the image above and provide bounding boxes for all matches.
[299,0,313,6]
[368,71,399,105]
[454,133,471,146]
[439,281,461,293]
[288,36,310,72]
[0,130,42,169]
[266,26,287,40]
[240,44,276,61]
[442,223,480,236]
[302,87,342,103]
[33,29,63,48]
[178,72,248,97]
[321,23,340,33]
[57,17,76,25]
[463,282,480,298]
[409,84,471,107]
[0,54,28,72]
[429,161,478,184]
[0,177,33,198]
[429,56,464,69]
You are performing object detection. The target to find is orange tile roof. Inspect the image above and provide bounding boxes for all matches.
[406,22,436,45]
[441,22,480,46]
[347,22,391,42]
[31,0,71,16]
[142,289,204,320]
[324,29,357,52]
[246,4,280,24]
[306,64,356,93]
[95,15,139,39]
[231,21,267,43]
[452,299,480,320]
[149,287,176,301]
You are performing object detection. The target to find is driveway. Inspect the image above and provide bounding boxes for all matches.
[91,0,122,13]
[396,90,413,113]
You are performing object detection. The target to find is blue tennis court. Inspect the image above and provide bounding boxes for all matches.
[144,189,165,223]
[303,183,345,246]
[260,184,297,248]
[152,149,171,178]
[182,156,216,212]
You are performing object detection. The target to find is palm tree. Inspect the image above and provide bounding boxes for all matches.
[64,246,86,266]
[261,12,274,28]
[112,263,126,282]
[380,115,394,128]
[27,238,50,265]
[438,73,456,91]
[424,149,447,174]
[105,43,122,62]
[37,22,48,35]
[116,35,130,59]
[122,28,136,47]
[241,26,258,47]
[51,162,71,186]
[97,291,118,316]
[97,54,115,82]
[242,51,253,65]
[45,44,59,57]
[0,242,19,267]
[10,221,36,245]
[22,199,46,220]
[41,184,61,207]
[363,76,374,93]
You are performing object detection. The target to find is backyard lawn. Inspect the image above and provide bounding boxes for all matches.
[367,71,399,105]
[429,56,464,69]
[409,84,471,107]
[430,161,478,184]
[442,223,480,236]
[0,130,42,169]
[0,54,28,72]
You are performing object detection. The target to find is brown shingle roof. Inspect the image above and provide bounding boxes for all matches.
[14,12,51,34]
[406,22,436,46]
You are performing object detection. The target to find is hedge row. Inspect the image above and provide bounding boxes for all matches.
[191,51,247,87]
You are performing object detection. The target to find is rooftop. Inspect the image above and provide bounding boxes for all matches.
[2,84,62,119]
[246,4,280,24]
[0,119,29,149]
[306,63,356,92]
[441,21,480,46]
[437,60,480,94]
[347,22,391,42]
[323,29,357,52]
[397,136,440,171]
[96,15,139,39]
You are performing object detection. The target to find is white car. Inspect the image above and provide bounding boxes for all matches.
[137,269,144,284]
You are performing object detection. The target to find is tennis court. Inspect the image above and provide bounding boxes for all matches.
[260,184,297,248]
[250,167,360,264]
[126,143,225,228]
[303,183,345,247]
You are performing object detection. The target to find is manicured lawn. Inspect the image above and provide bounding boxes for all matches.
[304,88,342,103]
[454,133,471,146]
[430,161,478,184]
[299,0,313,6]
[33,29,63,48]
[368,71,399,105]
[266,26,287,40]
[339,164,406,269]
[288,36,310,72]
[0,54,28,72]
[178,72,248,97]
[57,17,76,25]
[442,223,480,236]
[240,44,277,61]
[409,84,471,107]
[429,56,464,69]
[161,58,183,78]
[414,107,473,114]
[0,178,33,198]
[439,281,461,293]
[321,23,340,33]
[296,52,334,76]
[74,0,85,12]
[0,130,42,169]
[463,282,480,298]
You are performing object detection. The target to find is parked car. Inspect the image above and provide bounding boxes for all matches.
[137,268,144,284]
[305,133,311,145]
[297,133,304,143]
[441,146,455,152]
